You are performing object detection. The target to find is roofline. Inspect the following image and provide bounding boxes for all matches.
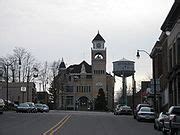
[161,1,180,31]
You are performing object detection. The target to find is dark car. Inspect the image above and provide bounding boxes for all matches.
[35,104,49,113]
[136,107,155,122]
[114,104,122,115]
[3,100,18,111]
[0,99,5,114]
[35,104,44,112]
[16,103,31,113]
[118,105,132,115]
[25,102,37,113]
[42,104,49,112]
[134,104,151,119]
[154,112,166,131]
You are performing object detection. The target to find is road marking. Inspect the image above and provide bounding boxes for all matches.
[43,114,71,135]
[51,115,71,134]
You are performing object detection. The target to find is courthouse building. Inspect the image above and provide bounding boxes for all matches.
[54,32,114,111]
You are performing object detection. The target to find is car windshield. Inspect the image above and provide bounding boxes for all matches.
[172,108,180,115]
[26,102,35,107]
[122,106,131,109]
[35,104,43,107]
[140,107,154,112]
[19,103,29,107]
[43,104,48,107]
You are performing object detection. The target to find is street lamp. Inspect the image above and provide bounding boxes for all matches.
[18,58,21,82]
[4,60,17,104]
[136,49,157,114]
[26,66,38,102]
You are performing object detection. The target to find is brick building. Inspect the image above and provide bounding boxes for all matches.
[151,0,180,111]
[54,32,115,111]
[0,82,36,104]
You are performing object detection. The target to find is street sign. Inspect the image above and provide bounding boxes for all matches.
[21,87,26,92]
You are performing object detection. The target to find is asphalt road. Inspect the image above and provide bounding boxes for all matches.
[0,111,163,135]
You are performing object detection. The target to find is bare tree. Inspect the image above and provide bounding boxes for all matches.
[13,47,27,82]
[38,61,51,91]
[0,47,39,83]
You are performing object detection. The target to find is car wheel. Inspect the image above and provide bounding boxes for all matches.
[169,128,178,135]
[156,123,161,131]
[154,123,157,130]
[162,127,168,135]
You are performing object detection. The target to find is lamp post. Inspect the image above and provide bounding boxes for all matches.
[136,49,157,114]
[4,60,17,104]
[26,66,38,102]
[18,58,21,82]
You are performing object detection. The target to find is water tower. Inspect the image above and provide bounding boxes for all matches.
[113,58,135,105]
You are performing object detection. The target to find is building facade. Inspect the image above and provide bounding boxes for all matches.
[55,32,115,111]
[151,0,180,111]
[0,82,36,104]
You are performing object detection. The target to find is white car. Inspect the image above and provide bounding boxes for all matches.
[136,107,155,122]
[0,99,5,114]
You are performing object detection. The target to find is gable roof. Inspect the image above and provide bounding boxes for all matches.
[67,61,92,73]
[59,61,66,69]
[92,32,105,42]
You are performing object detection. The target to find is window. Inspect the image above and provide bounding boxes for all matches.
[94,53,103,59]
[66,96,73,105]
[76,86,91,93]
[169,48,173,71]
[173,43,176,66]
[177,38,180,65]
[65,86,73,92]
[178,75,180,104]
[94,70,105,75]
[69,76,71,81]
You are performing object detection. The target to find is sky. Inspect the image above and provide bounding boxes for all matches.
[0,0,174,92]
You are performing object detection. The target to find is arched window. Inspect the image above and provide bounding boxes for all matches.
[94,53,103,59]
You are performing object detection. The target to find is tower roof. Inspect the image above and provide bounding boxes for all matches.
[92,32,105,42]
[59,58,66,69]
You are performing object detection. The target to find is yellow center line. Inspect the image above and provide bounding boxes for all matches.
[43,114,70,135]
[51,115,71,134]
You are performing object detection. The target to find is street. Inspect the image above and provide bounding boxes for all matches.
[0,110,162,135]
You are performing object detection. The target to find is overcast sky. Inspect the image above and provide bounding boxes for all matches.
[0,0,174,91]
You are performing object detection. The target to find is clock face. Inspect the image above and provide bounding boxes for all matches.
[97,43,101,48]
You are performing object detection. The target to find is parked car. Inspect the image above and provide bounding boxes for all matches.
[154,112,166,131]
[118,105,132,115]
[35,103,44,112]
[25,102,37,113]
[42,104,49,112]
[162,106,180,135]
[3,100,18,111]
[0,99,5,114]
[114,104,122,115]
[35,104,49,113]
[16,103,31,113]
[136,107,155,122]
[134,104,151,119]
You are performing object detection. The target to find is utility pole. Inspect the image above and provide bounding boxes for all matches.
[19,58,21,82]
[27,67,30,102]
[132,74,136,115]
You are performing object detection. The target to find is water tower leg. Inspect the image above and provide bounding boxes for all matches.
[122,76,127,105]
[132,74,135,115]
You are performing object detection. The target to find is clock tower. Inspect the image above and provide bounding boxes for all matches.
[91,32,107,98]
